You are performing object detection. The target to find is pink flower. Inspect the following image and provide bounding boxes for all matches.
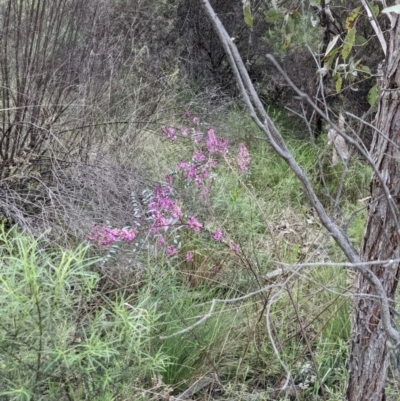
[206,127,228,155]
[88,225,137,246]
[87,224,100,242]
[187,215,202,232]
[192,151,207,163]
[161,125,177,141]
[185,111,191,119]
[172,204,182,219]
[157,236,165,246]
[181,127,189,137]
[120,229,137,243]
[185,165,197,180]
[185,251,194,262]
[212,229,223,242]
[165,174,173,185]
[149,185,182,233]
[237,144,251,172]
[177,161,189,171]
[193,117,199,125]
[166,245,177,257]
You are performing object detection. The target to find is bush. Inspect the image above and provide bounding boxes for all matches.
[0,226,168,400]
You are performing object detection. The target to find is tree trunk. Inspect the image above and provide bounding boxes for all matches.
[346,12,400,401]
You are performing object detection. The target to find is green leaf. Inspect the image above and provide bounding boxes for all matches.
[360,65,371,78]
[285,14,296,33]
[283,33,292,50]
[355,35,366,45]
[371,4,380,17]
[345,7,361,30]
[368,84,379,106]
[382,5,400,14]
[265,9,283,23]
[342,27,356,60]
[243,2,253,27]
[334,74,343,92]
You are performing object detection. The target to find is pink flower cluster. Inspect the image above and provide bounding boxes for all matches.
[206,128,228,155]
[149,185,182,234]
[177,158,218,188]
[187,215,202,232]
[212,228,223,241]
[88,225,137,246]
[166,245,178,257]
[237,144,251,172]
[90,113,247,264]
[161,126,177,141]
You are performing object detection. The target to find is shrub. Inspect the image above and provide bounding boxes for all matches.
[0,226,168,400]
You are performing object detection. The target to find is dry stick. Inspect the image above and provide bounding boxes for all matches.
[360,0,387,55]
[199,0,400,344]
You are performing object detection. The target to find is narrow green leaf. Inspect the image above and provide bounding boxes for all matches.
[360,65,371,74]
[345,7,361,30]
[334,74,343,92]
[283,33,292,50]
[342,27,356,60]
[371,4,380,17]
[243,3,253,27]
[368,84,379,106]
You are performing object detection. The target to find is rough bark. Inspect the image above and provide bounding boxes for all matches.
[346,12,400,401]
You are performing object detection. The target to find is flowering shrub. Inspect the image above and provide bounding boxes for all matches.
[88,113,251,265]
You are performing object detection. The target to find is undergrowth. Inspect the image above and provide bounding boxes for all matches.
[0,103,372,400]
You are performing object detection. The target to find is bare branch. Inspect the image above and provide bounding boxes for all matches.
[360,0,387,55]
